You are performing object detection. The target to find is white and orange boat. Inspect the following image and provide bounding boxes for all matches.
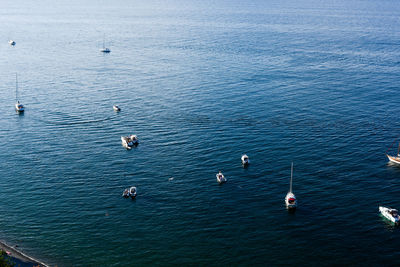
[386,143,400,164]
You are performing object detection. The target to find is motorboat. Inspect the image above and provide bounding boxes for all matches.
[285,162,297,209]
[216,171,226,184]
[113,105,121,112]
[14,74,24,113]
[129,135,139,145]
[121,136,134,149]
[9,40,16,46]
[122,188,130,198]
[241,154,250,165]
[379,206,400,224]
[129,186,137,199]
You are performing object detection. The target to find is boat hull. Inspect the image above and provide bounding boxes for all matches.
[387,155,400,165]
[216,174,226,184]
[285,192,297,209]
[379,206,400,224]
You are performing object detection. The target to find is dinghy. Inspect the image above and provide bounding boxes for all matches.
[216,171,226,184]
[129,186,137,199]
[122,188,130,198]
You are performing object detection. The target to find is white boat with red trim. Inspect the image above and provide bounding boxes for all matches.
[285,162,297,209]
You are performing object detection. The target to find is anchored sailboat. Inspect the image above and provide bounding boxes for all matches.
[285,162,297,209]
[100,34,111,53]
[14,74,24,113]
[386,140,400,164]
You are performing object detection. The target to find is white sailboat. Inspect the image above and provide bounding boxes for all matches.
[14,74,24,112]
[100,34,111,53]
[285,162,297,209]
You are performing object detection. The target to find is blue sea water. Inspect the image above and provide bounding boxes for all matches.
[1,0,400,265]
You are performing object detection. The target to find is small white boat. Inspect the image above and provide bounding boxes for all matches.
[129,135,139,145]
[14,74,24,112]
[216,171,226,184]
[121,135,139,149]
[8,40,16,46]
[121,136,134,149]
[241,154,250,165]
[285,162,297,209]
[122,188,130,198]
[113,105,121,112]
[129,186,137,199]
[379,206,400,224]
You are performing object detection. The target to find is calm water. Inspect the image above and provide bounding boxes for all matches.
[1,0,400,265]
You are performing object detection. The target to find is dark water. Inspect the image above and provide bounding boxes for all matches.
[1,0,400,265]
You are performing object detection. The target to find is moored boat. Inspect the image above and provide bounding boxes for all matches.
[100,34,111,53]
[129,186,137,199]
[9,40,16,46]
[129,135,139,145]
[100,47,111,53]
[386,142,400,164]
[121,136,134,149]
[379,206,400,224]
[241,154,250,165]
[14,74,24,113]
[216,171,226,184]
[113,105,121,112]
[387,155,400,164]
[285,162,297,209]
[122,188,130,198]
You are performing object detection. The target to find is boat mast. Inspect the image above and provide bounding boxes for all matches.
[398,143,400,157]
[15,73,18,102]
[290,162,293,193]
[103,34,105,49]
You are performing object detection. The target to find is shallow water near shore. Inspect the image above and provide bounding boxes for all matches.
[1,0,400,265]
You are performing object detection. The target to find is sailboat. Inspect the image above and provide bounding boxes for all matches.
[386,143,400,164]
[100,34,111,53]
[285,162,297,209]
[14,74,24,112]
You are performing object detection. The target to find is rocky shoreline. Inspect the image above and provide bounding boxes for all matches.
[0,240,48,267]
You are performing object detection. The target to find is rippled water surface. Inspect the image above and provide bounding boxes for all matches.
[1,0,400,265]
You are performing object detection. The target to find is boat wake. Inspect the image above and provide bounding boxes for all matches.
[37,111,115,126]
